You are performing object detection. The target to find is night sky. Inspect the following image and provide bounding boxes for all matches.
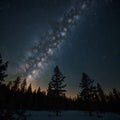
[0,0,120,96]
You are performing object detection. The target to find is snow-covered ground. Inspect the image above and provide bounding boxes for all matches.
[27,111,120,120]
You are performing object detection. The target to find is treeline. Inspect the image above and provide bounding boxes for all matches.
[0,54,120,115]
[0,74,120,112]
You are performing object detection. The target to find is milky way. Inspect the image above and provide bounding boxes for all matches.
[20,0,94,80]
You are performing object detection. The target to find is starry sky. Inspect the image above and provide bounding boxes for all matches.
[0,0,120,96]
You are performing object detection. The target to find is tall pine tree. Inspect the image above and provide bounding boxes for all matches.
[47,66,66,116]
[21,79,27,93]
[12,76,21,92]
[79,72,97,112]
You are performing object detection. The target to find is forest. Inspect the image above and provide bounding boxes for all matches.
[0,54,120,119]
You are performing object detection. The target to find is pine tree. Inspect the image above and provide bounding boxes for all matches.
[47,66,66,116]
[7,81,12,90]
[97,83,105,103]
[96,83,106,111]
[79,72,96,112]
[27,83,32,94]
[21,79,27,93]
[12,76,21,92]
[48,66,66,97]
[37,87,41,94]
[0,54,8,84]
[79,73,94,100]
[113,88,120,100]
[26,84,32,109]
[112,88,120,112]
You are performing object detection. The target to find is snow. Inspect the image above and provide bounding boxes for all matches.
[27,111,120,120]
